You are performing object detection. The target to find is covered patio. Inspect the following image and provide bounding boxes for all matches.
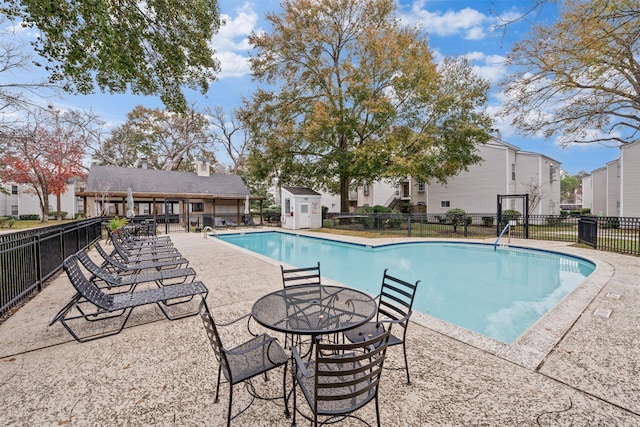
[1,232,639,425]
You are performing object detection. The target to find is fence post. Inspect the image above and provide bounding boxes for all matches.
[407,215,412,237]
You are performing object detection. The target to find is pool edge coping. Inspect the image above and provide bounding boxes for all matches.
[207,228,610,371]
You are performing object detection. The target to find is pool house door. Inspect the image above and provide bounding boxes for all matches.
[298,203,311,228]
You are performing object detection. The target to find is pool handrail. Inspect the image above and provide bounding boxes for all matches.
[494,223,511,251]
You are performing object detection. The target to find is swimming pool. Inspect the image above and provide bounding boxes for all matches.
[216,231,596,343]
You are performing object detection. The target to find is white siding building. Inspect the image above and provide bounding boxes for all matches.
[344,137,561,215]
[620,141,640,216]
[584,140,640,217]
[0,182,79,219]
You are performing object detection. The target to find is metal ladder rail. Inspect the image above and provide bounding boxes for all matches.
[493,223,511,251]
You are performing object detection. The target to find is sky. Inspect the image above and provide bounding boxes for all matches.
[2,0,623,175]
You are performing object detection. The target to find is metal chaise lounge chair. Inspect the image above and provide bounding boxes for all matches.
[111,237,184,263]
[111,231,177,253]
[50,254,208,343]
[95,242,190,273]
[76,250,196,291]
[291,325,392,427]
[214,217,227,228]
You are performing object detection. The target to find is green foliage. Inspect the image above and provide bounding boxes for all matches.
[445,208,467,232]
[241,0,492,212]
[481,216,494,227]
[48,211,67,219]
[561,174,581,203]
[107,216,128,231]
[262,206,282,222]
[603,217,620,229]
[501,0,640,146]
[501,209,521,223]
[93,106,216,170]
[19,214,40,220]
[4,0,221,112]
[0,216,17,228]
[546,216,562,227]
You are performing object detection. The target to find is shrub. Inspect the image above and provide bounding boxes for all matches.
[481,216,494,227]
[355,206,375,229]
[579,208,591,215]
[48,211,68,219]
[445,208,467,232]
[501,209,521,223]
[19,214,40,220]
[0,216,16,228]
[546,216,562,227]
[107,216,128,231]
[74,213,85,219]
[262,206,281,222]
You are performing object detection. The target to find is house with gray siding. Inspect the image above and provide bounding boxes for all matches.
[77,159,255,225]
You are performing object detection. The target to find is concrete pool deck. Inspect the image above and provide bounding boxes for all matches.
[1,229,638,425]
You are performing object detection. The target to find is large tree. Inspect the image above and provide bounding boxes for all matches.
[0,108,87,222]
[2,0,221,112]
[240,0,492,212]
[93,105,215,171]
[500,0,640,146]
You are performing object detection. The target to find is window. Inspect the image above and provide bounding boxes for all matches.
[109,205,116,214]
[11,185,18,195]
[363,184,369,196]
[440,200,450,208]
[191,202,204,212]
[417,181,425,192]
[11,205,18,216]
[549,165,557,182]
[511,163,516,181]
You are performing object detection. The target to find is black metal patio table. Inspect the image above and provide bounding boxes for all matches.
[251,284,377,339]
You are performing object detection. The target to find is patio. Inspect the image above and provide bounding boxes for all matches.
[1,231,639,425]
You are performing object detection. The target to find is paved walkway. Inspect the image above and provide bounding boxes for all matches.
[1,230,638,426]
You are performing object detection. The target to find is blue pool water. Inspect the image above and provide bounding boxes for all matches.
[216,231,595,343]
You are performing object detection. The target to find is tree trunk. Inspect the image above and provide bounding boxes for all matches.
[56,194,62,221]
[340,175,350,213]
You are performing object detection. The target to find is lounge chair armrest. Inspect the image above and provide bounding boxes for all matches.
[291,346,312,378]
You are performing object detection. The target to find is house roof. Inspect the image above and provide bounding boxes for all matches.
[84,165,249,198]
[282,186,321,196]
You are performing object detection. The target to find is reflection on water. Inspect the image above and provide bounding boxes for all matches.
[218,232,595,343]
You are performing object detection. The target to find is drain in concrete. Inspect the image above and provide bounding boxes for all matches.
[593,307,612,318]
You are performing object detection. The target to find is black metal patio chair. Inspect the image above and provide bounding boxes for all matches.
[50,254,208,343]
[291,325,392,427]
[280,262,330,349]
[198,300,289,427]
[343,269,420,384]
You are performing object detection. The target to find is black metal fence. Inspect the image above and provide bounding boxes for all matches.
[0,218,102,316]
[324,213,640,256]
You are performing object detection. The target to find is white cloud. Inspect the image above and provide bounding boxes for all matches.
[401,1,490,40]
[210,3,260,78]
[470,53,508,84]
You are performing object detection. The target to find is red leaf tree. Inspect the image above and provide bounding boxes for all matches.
[1,109,87,222]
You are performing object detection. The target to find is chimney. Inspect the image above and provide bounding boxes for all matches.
[195,158,210,177]
[141,158,148,169]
